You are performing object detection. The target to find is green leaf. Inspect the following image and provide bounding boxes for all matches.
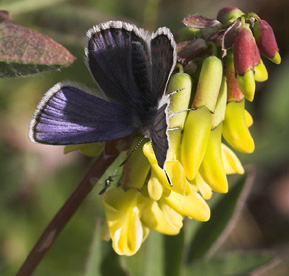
[187,172,254,261]
[164,228,185,276]
[83,219,129,276]
[144,231,164,276]
[184,252,274,276]
[121,231,165,276]
[83,219,103,276]
[0,22,75,77]
[100,249,129,276]
[0,0,69,15]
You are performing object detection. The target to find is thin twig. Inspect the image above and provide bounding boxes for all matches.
[15,149,119,276]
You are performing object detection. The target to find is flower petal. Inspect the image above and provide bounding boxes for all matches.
[221,143,245,174]
[193,173,213,200]
[112,207,145,256]
[164,189,210,221]
[101,187,148,256]
[147,170,165,201]
[140,198,183,235]
[143,142,190,195]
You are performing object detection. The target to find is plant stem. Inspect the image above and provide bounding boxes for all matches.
[15,149,119,276]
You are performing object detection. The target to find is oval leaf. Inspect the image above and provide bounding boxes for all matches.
[0,22,75,77]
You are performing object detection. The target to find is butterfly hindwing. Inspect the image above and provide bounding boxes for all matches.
[151,28,176,105]
[149,101,170,169]
[29,83,137,144]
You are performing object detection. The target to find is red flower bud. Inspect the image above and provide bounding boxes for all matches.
[254,42,261,66]
[225,50,244,102]
[253,19,280,64]
[234,25,256,76]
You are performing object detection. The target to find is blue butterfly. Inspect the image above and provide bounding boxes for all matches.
[29,21,177,171]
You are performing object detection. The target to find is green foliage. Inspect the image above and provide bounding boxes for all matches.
[187,173,252,260]
[184,252,273,276]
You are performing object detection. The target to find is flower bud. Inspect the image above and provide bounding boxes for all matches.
[225,50,244,102]
[253,19,281,64]
[236,70,255,102]
[181,107,212,180]
[212,77,227,128]
[217,7,244,26]
[193,55,223,112]
[167,64,192,130]
[253,43,268,82]
[222,98,255,153]
[254,58,268,82]
[198,77,228,193]
[234,25,256,101]
[199,123,228,193]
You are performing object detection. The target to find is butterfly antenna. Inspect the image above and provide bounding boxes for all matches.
[169,108,194,119]
[167,88,185,97]
[164,169,173,187]
[118,136,146,167]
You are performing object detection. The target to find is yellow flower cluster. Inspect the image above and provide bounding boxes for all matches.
[90,7,281,256]
[100,62,245,256]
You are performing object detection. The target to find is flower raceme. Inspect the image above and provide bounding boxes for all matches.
[66,7,280,256]
[100,64,241,255]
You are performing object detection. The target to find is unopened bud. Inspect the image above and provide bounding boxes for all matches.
[253,19,281,64]
[167,64,192,130]
[217,7,244,26]
[193,56,223,112]
[234,25,256,75]
[234,25,256,101]
[225,50,244,102]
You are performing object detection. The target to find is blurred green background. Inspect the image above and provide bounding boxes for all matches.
[0,0,289,275]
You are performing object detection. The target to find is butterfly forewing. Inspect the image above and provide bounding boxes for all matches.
[29,84,137,144]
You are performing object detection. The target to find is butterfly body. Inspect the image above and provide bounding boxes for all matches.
[29,21,176,169]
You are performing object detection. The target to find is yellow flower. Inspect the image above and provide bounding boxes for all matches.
[101,187,149,256]
[143,131,192,197]
[163,187,210,221]
[140,195,184,235]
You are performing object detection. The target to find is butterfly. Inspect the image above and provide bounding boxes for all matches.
[29,21,177,173]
